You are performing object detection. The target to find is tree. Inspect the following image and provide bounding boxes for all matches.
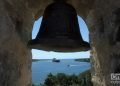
[43,70,93,86]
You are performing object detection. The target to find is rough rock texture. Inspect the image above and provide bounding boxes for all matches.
[0,0,120,86]
[0,0,33,86]
[87,0,120,86]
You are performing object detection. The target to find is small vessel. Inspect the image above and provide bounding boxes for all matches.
[67,64,70,67]
[52,58,60,62]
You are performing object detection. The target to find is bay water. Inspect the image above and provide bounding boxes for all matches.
[32,59,90,84]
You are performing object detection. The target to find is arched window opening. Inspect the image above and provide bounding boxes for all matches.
[31,16,91,85]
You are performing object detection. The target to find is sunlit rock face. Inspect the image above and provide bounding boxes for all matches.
[0,0,120,86]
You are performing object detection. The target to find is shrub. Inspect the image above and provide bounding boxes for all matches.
[43,70,93,86]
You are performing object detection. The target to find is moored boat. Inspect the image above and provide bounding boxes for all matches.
[52,58,60,62]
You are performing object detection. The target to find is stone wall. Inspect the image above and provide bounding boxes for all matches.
[0,0,120,86]
[0,0,33,86]
[87,0,120,85]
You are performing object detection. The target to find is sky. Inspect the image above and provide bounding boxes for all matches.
[32,16,90,59]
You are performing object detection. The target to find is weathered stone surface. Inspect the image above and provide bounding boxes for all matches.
[0,0,120,86]
[87,0,120,86]
[0,0,33,86]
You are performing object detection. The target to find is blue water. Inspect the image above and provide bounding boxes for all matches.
[32,59,90,84]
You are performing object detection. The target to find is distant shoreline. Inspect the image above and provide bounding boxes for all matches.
[74,58,90,62]
[32,59,51,62]
[32,58,90,62]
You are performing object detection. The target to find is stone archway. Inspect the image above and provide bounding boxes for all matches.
[0,0,120,86]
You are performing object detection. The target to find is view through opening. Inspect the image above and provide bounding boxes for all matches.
[32,16,91,86]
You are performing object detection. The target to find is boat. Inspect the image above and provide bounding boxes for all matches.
[52,58,60,62]
[67,64,70,67]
